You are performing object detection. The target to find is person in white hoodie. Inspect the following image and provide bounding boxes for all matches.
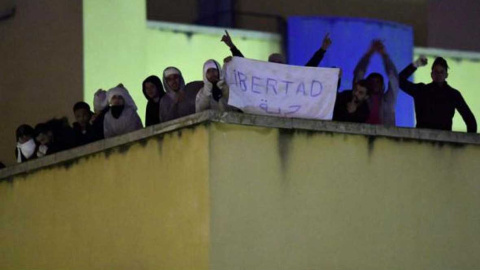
[159,67,196,122]
[15,124,37,163]
[103,84,143,138]
[196,59,237,113]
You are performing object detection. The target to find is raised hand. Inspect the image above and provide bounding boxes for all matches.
[221,30,235,48]
[413,55,428,68]
[321,33,332,50]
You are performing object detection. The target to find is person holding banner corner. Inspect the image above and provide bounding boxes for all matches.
[196,59,239,113]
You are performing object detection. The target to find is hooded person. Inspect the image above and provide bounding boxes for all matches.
[142,75,165,126]
[103,84,143,138]
[196,59,237,113]
[159,67,196,122]
[15,124,37,163]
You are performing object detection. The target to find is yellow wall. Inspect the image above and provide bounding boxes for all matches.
[0,126,210,270]
[412,54,480,132]
[1,119,480,269]
[208,122,480,270]
[83,0,281,124]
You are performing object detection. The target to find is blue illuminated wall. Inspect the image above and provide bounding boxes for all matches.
[288,17,414,127]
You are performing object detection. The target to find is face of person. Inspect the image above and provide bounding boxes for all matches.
[431,65,448,84]
[144,82,158,99]
[110,95,125,106]
[368,75,384,94]
[74,108,92,127]
[206,68,219,84]
[353,84,369,103]
[18,135,32,144]
[36,132,51,146]
[166,74,181,92]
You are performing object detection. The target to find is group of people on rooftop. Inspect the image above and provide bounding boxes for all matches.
[9,30,477,168]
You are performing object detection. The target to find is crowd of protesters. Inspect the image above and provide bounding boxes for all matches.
[7,31,477,167]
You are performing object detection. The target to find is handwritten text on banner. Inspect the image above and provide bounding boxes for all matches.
[225,57,339,120]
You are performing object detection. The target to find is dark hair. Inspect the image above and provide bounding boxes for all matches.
[366,72,384,82]
[73,101,91,113]
[34,123,50,137]
[355,79,373,96]
[16,124,35,140]
[432,57,449,71]
[142,75,165,99]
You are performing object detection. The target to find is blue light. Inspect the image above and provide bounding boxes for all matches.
[288,16,414,127]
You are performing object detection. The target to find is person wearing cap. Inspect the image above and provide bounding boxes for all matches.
[399,56,477,132]
[159,67,196,122]
[196,59,238,113]
[15,124,38,163]
[103,84,143,138]
[353,39,399,126]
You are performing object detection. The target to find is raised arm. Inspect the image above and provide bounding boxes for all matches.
[221,30,244,58]
[305,33,331,67]
[399,56,427,97]
[353,42,377,87]
[377,42,399,103]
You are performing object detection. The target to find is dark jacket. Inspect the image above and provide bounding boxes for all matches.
[142,76,165,127]
[73,122,102,146]
[399,64,477,132]
[333,90,370,123]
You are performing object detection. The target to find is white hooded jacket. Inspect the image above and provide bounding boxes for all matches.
[195,59,233,113]
[103,85,143,138]
[159,67,196,122]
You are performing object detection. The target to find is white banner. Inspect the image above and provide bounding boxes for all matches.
[224,57,339,120]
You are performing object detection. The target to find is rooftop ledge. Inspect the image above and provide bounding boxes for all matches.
[1,110,479,181]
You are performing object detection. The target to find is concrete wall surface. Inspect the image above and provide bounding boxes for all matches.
[1,111,479,270]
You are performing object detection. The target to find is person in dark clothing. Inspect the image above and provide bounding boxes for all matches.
[399,56,477,133]
[15,124,37,163]
[34,118,76,157]
[221,30,332,66]
[142,75,165,127]
[34,123,61,157]
[333,79,372,123]
[72,102,101,146]
[0,162,5,170]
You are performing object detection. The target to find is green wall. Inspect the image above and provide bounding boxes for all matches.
[83,0,281,124]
